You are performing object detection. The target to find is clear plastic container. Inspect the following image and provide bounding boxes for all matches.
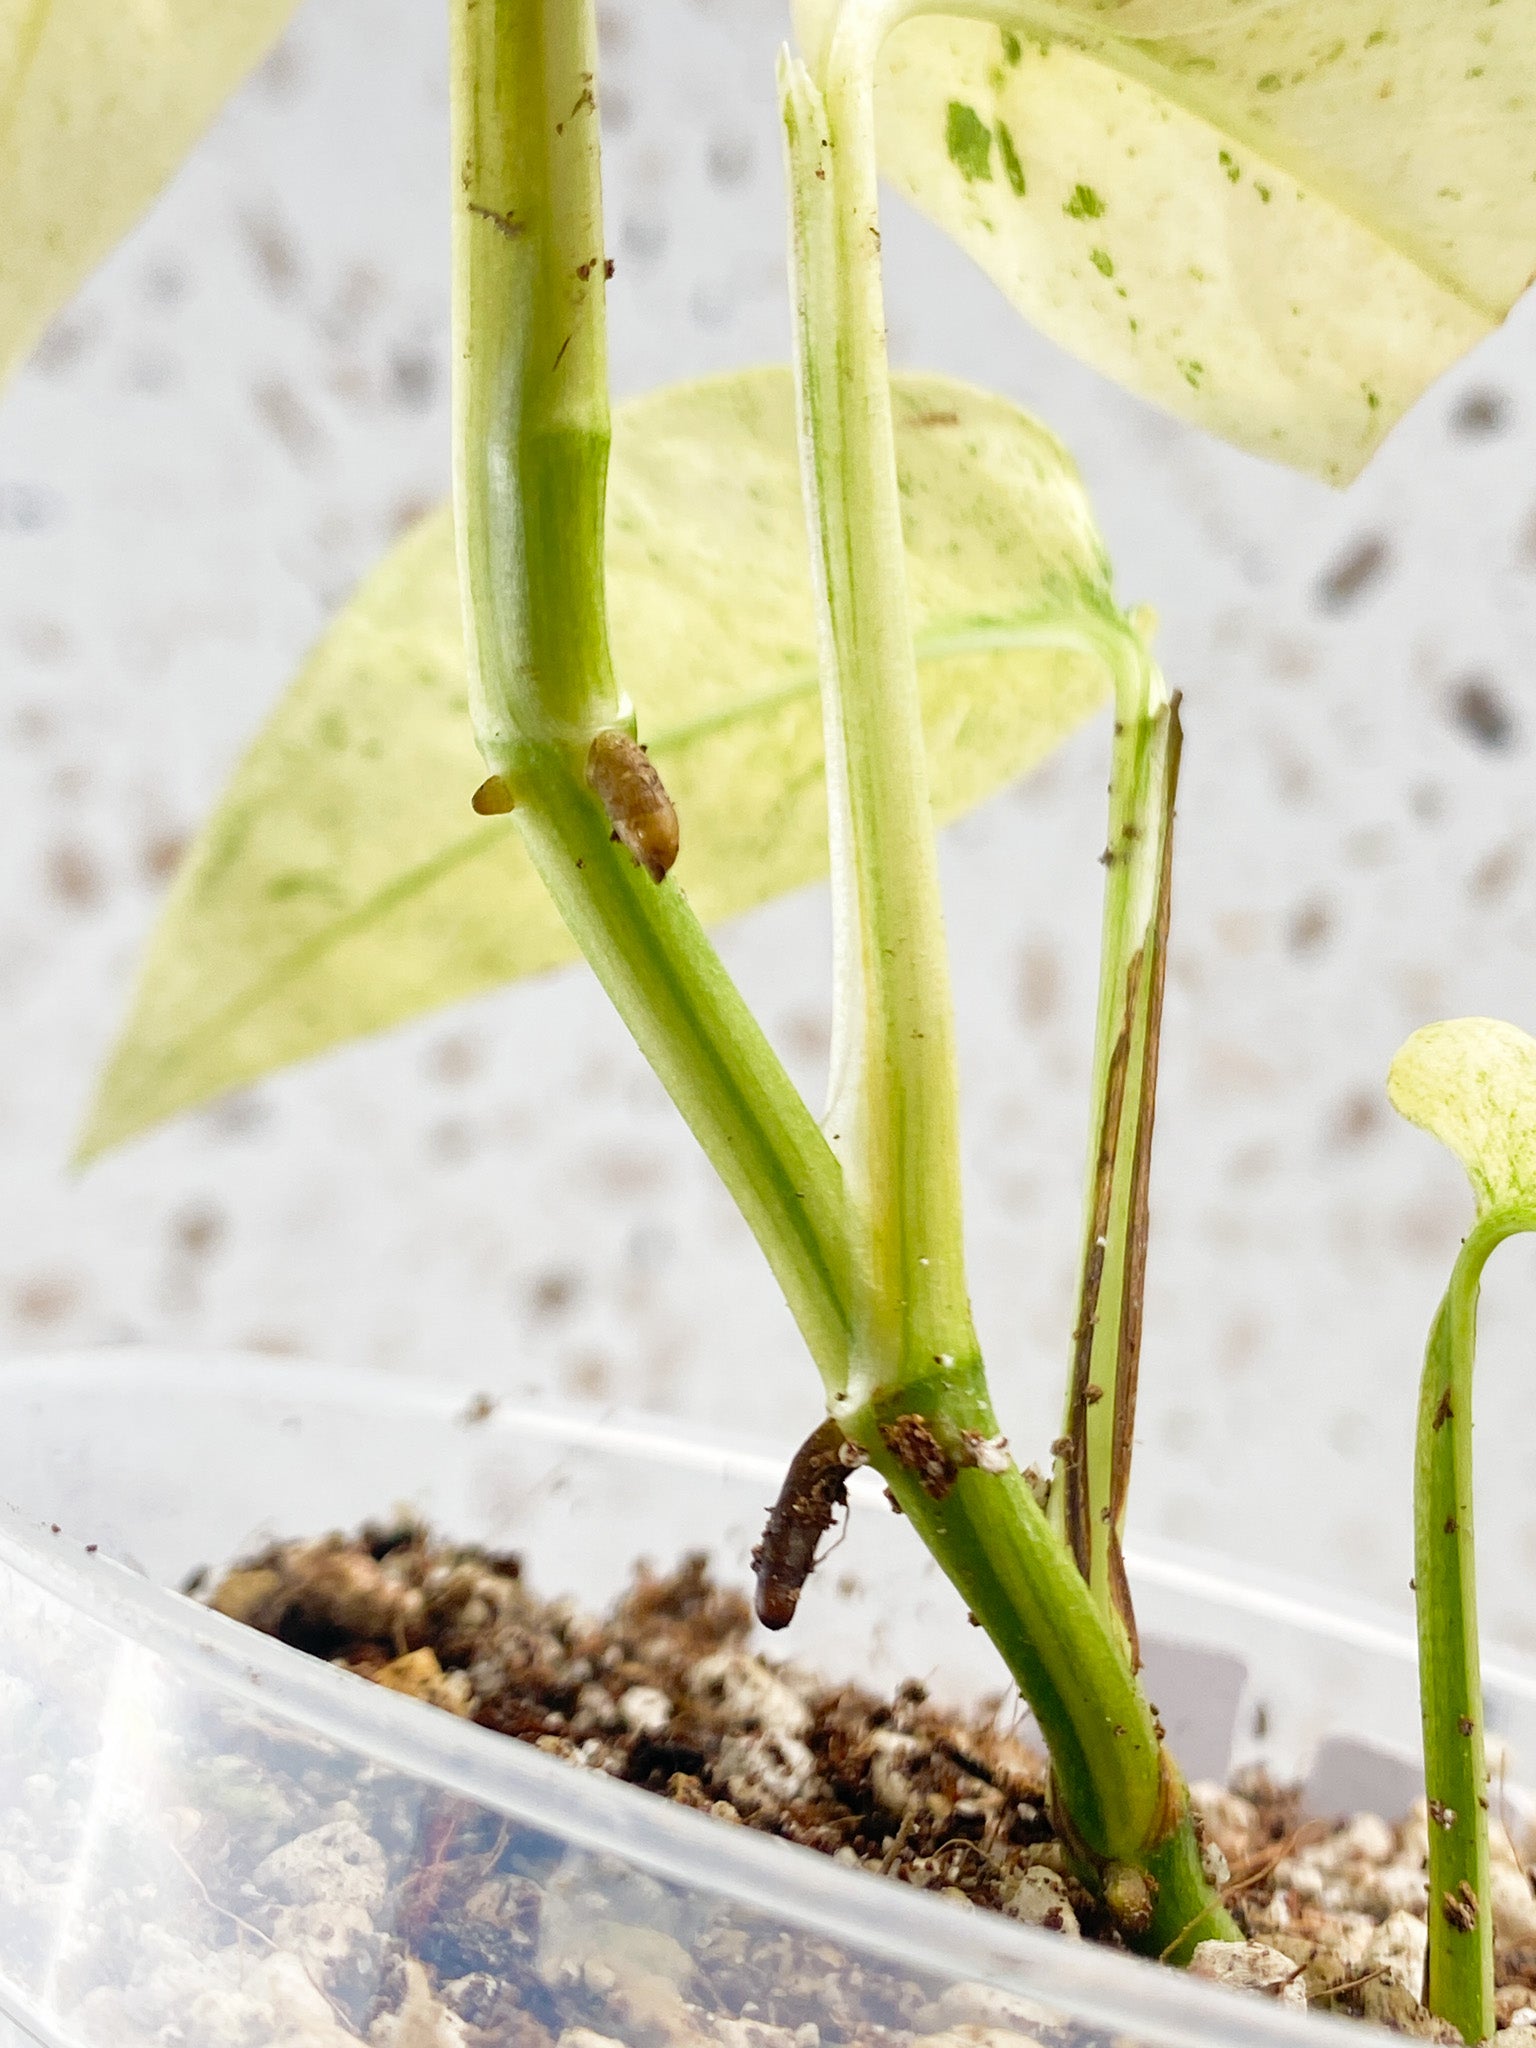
[0,1348,1533,2048]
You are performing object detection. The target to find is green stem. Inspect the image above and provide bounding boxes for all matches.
[1416,1211,1524,2043]
[842,1372,1236,1961]
[450,0,850,1391]
[781,42,977,1406]
[1052,644,1179,1653]
[783,29,1232,1959]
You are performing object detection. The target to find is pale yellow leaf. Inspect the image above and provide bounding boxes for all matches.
[796,0,1536,482]
[1388,1018,1536,1221]
[0,0,301,387]
[83,366,1128,1157]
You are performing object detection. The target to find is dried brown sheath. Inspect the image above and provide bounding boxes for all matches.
[1062,694,1183,1663]
[752,1417,851,1629]
[1104,693,1182,1653]
[1063,949,1140,1581]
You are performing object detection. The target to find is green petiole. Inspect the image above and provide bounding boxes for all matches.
[1413,1217,1506,2045]
[781,19,1231,1957]
[1389,1017,1536,2042]
[450,0,851,1395]
[843,1353,1235,1960]
[780,42,977,1413]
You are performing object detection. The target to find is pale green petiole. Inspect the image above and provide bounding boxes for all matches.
[780,20,1231,1962]
[1413,1220,1502,2045]
[803,0,1185,1665]
[449,0,850,1395]
[780,43,977,1409]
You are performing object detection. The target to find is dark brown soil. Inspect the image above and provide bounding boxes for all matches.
[205,1522,1536,2043]
[210,1522,1076,1921]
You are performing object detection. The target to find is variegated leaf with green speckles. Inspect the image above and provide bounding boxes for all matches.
[796,0,1535,484]
[83,366,1129,1158]
[1388,1019,1536,1221]
[0,0,301,389]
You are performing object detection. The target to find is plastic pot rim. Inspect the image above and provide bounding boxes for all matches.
[0,1346,1519,2048]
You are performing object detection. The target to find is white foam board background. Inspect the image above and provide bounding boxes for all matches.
[1,0,1535,1641]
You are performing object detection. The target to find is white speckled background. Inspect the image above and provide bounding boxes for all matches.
[1,0,1534,1639]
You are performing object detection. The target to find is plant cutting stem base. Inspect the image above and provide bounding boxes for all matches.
[844,1371,1238,1961]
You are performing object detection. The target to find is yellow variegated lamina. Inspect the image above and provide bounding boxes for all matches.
[1388,1019,1536,1221]
[0,0,302,387]
[796,0,1536,483]
[84,366,1129,1156]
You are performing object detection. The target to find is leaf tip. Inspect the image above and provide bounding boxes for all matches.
[71,1058,155,1169]
[70,1107,123,1173]
[1129,604,1159,651]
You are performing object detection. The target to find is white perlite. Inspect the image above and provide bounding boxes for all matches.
[716,1726,820,1809]
[1000,1867,1080,1938]
[1490,1827,1536,1944]
[1363,1908,1428,1999]
[1189,1940,1307,2009]
[688,1651,810,1740]
[72,1948,356,2048]
[271,1898,380,1994]
[253,1817,388,1915]
[617,1683,672,1736]
[913,1983,1056,2036]
[1272,1804,1428,1919]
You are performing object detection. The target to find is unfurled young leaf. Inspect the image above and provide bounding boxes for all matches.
[1388,1018,1536,1223]
[83,366,1130,1157]
[1389,1025,1536,2042]
[796,0,1536,483]
[0,0,300,389]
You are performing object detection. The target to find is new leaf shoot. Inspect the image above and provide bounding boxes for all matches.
[1389,1017,1536,2043]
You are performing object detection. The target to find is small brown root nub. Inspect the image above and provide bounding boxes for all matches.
[586,728,679,882]
[471,774,515,815]
[751,1418,860,1630]
[879,1414,959,1500]
[1103,1860,1158,1935]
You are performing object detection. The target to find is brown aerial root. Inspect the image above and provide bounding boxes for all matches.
[751,1417,864,1630]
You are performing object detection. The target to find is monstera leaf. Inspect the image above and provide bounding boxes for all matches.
[795,0,1536,483]
[83,366,1133,1156]
[0,0,301,388]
